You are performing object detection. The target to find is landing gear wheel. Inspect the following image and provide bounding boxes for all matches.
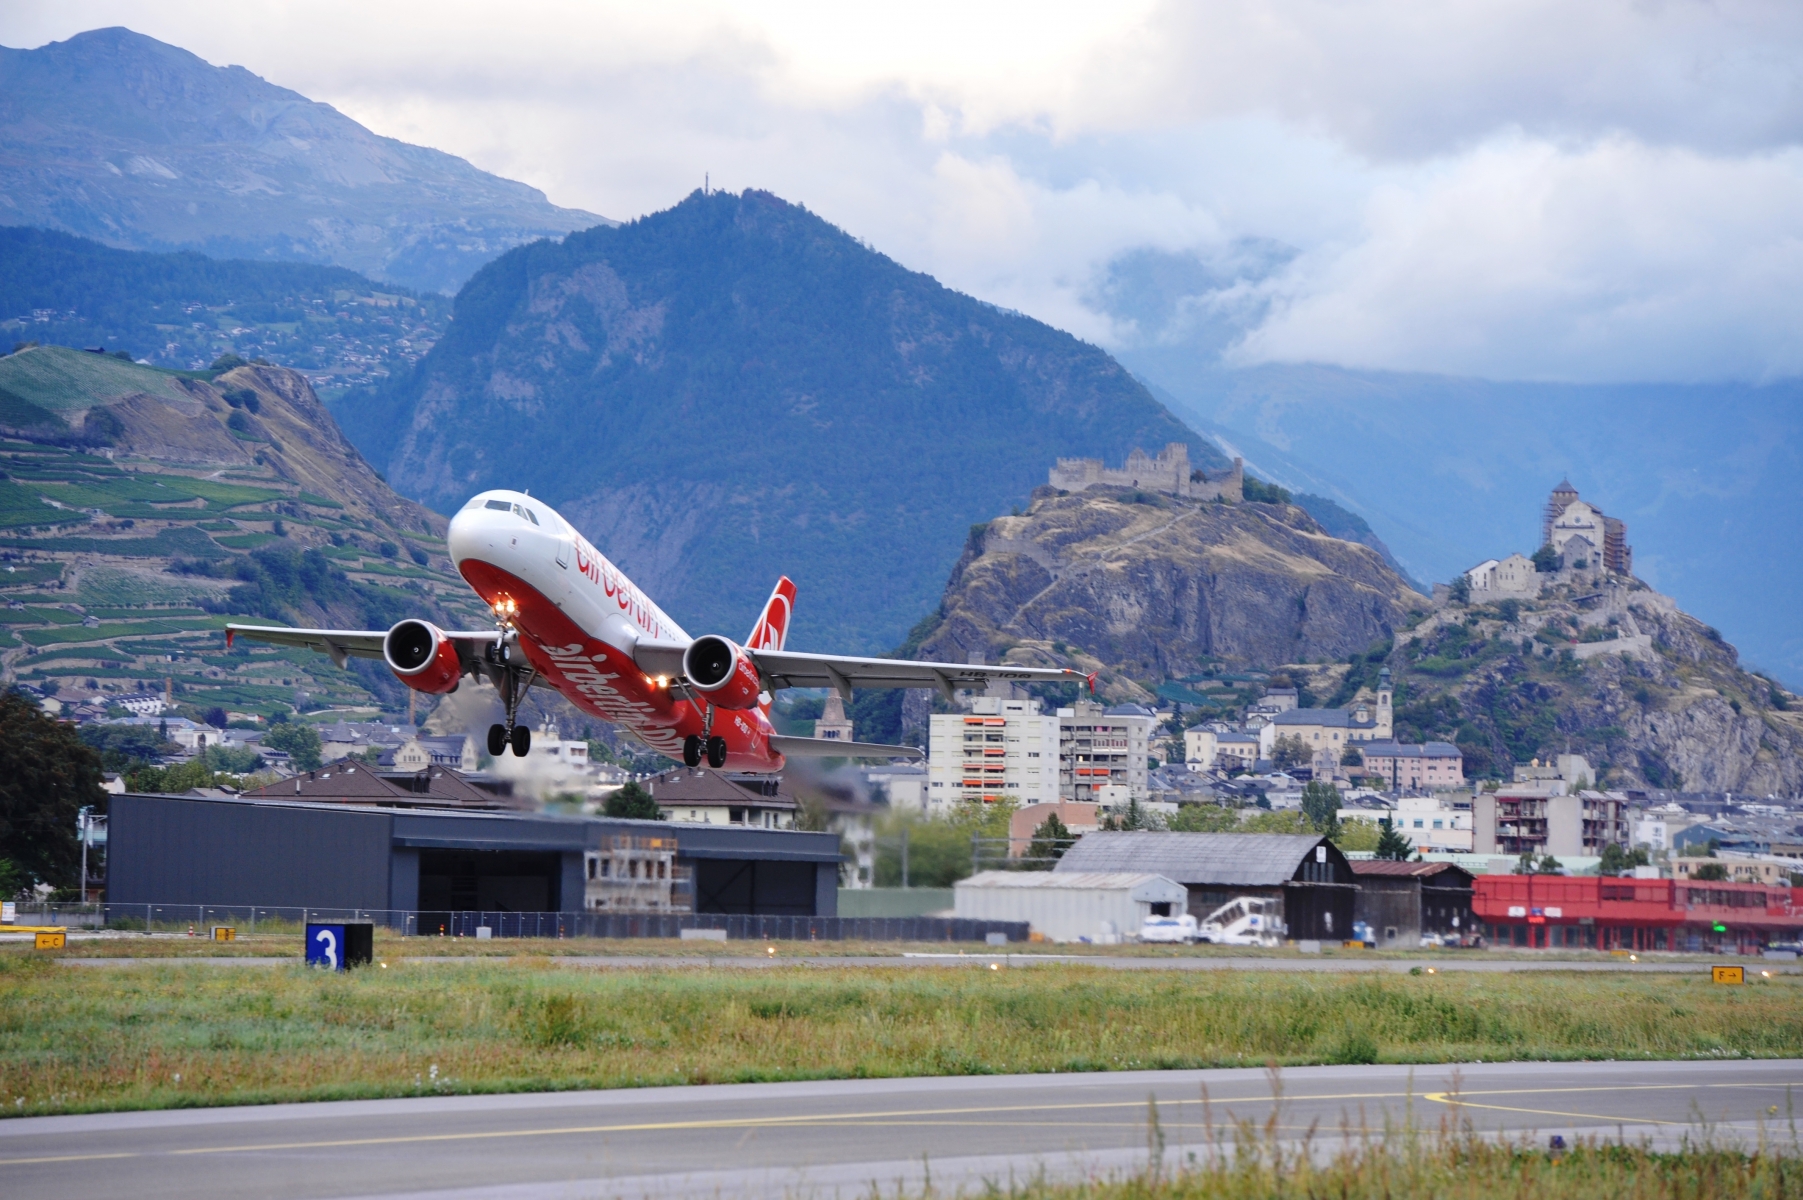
[486,724,507,757]
[510,724,532,757]
[705,736,728,769]
[682,734,703,767]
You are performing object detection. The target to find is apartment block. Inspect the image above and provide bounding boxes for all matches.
[927,696,1060,813]
[1058,701,1152,804]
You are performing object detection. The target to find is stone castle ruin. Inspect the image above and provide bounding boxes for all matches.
[1048,443,1244,502]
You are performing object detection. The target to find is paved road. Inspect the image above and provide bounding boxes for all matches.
[3,1060,1796,1200]
[61,952,1801,975]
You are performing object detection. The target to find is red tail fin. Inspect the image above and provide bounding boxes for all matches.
[746,577,797,651]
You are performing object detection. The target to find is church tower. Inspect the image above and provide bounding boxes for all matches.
[1376,667,1393,739]
[814,692,854,742]
[1543,479,1579,546]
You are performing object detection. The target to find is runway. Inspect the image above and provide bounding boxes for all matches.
[2,1059,1796,1200]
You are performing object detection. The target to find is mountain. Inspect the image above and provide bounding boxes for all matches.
[0,226,449,387]
[341,188,1225,653]
[0,27,606,293]
[0,343,485,717]
[914,483,1426,699]
[1299,576,1803,795]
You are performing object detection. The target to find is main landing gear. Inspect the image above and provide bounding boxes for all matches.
[488,722,531,758]
[682,734,728,769]
[682,701,728,768]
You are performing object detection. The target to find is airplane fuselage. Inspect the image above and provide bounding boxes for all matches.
[447,490,784,771]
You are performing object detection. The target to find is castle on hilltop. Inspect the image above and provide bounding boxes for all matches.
[1466,480,1634,596]
[1048,443,1244,501]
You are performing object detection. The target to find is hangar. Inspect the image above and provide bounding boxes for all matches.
[1053,831,1357,941]
[106,792,842,918]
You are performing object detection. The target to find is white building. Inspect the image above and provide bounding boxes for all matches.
[391,734,478,773]
[954,871,1189,943]
[928,696,1061,813]
[1185,728,1260,772]
[1337,793,1475,853]
[866,763,927,812]
[1059,701,1152,803]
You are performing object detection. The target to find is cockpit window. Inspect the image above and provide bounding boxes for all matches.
[484,499,511,511]
[515,504,539,525]
[477,497,541,524]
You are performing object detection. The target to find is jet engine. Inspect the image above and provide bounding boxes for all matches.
[383,619,463,694]
[682,635,764,709]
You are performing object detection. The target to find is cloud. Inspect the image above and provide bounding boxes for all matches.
[3,1,1803,383]
[1230,136,1803,382]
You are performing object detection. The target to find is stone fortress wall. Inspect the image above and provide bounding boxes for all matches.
[1049,443,1244,502]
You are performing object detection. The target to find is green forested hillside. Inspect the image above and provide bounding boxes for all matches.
[339,189,1220,651]
[0,227,449,389]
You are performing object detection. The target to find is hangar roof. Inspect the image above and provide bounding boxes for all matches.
[1055,831,1339,887]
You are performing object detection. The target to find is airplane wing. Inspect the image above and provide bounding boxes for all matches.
[768,734,924,760]
[224,623,501,670]
[749,648,1092,701]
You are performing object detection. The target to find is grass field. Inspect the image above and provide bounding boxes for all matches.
[2,950,1797,1117]
[974,1138,1803,1200]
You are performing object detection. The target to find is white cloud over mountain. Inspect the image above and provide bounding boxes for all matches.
[5,0,1801,383]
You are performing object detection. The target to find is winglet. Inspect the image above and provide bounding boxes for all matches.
[225,628,235,649]
[1085,671,1098,694]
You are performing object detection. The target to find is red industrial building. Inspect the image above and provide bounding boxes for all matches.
[1474,874,1802,955]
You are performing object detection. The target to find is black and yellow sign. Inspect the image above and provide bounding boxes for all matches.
[1712,965,1745,984]
[212,926,236,941]
[34,930,65,950]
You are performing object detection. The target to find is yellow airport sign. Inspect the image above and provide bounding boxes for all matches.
[34,930,65,950]
[1712,965,1745,984]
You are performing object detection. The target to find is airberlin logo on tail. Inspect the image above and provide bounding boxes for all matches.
[747,576,796,651]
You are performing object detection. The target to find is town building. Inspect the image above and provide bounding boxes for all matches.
[1257,670,1393,772]
[1349,861,1476,947]
[928,696,1061,811]
[1473,786,1631,858]
[813,692,854,742]
[584,834,690,913]
[242,763,519,809]
[1672,852,1803,887]
[114,693,168,717]
[1055,831,1358,941]
[1185,727,1260,772]
[1473,872,1803,954]
[1543,480,1632,575]
[1006,801,1100,858]
[864,763,927,812]
[1058,701,1152,804]
[954,871,1189,943]
[1355,741,1465,789]
[1465,554,1538,596]
[387,734,477,773]
[1048,444,1244,502]
[648,767,797,829]
[1337,792,1475,854]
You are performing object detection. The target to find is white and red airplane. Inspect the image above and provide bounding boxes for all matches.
[227,489,1092,771]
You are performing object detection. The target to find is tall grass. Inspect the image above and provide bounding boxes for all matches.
[1,954,1798,1116]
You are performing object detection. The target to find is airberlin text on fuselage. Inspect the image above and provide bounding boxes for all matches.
[574,540,665,641]
[539,641,685,755]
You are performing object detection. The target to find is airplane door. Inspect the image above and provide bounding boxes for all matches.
[555,538,570,569]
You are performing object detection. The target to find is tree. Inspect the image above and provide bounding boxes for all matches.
[603,782,663,820]
[1340,744,1364,767]
[265,721,322,770]
[1448,574,1471,604]
[1167,803,1242,832]
[1374,821,1413,860]
[1691,861,1729,882]
[1597,843,1649,876]
[0,691,106,889]
[1099,797,1162,831]
[1270,734,1309,772]
[1536,853,1563,874]
[1531,544,1560,573]
[1300,781,1340,833]
[1026,813,1072,868]
[1332,818,1382,853]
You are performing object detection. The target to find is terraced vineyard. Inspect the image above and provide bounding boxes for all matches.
[0,346,488,722]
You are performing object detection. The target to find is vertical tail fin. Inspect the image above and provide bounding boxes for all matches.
[746,576,797,651]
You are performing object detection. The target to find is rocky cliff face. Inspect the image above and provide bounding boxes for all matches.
[917,485,1427,697]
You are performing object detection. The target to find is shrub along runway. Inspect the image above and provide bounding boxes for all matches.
[1,1060,1798,1200]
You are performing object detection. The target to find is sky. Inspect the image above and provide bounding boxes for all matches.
[6,1,1803,386]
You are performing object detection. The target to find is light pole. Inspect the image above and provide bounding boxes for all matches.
[77,806,91,903]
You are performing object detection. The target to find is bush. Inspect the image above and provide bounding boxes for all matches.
[602,782,662,820]
[1242,476,1292,504]
[209,353,248,372]
[1691,862,1729,882]
[265,721,322,771]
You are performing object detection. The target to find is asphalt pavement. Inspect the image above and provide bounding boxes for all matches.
[3,1059,1797,1200]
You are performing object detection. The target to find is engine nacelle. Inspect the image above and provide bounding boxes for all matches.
[682,635,764,710]
[383,619,463,694]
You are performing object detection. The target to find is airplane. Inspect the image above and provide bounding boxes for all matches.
[226,489,1094,772]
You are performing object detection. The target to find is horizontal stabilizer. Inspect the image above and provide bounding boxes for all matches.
[768,734,923,760]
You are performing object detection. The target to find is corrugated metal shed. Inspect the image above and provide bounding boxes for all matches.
[1055,831,1328,886]
[954,870,1187,942]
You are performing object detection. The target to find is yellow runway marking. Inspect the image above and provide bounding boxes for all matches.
[2,1081,1793,1168]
